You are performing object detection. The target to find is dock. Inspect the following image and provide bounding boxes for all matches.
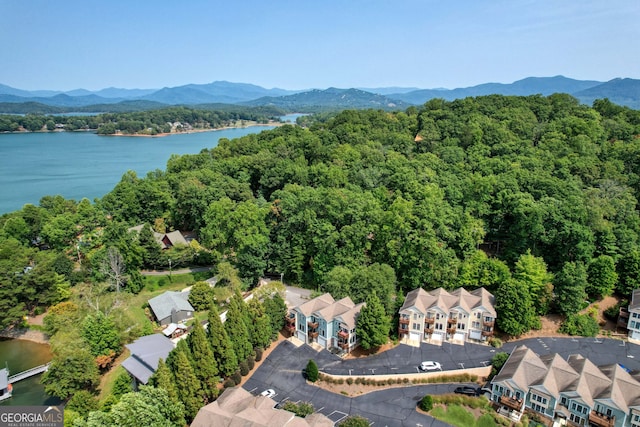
[7,363,51,384]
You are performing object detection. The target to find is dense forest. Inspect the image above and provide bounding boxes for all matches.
[2,94,640,334]
[0,104,286,133]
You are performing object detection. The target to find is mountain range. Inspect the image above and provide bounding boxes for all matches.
[0,76,638,114]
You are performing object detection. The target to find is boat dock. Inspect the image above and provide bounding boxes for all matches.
[7,363,51,384]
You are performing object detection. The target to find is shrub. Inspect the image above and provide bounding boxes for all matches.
[488,337,503,348]
[346,377,354,385]
[255,347,263,362]
[338,416,370,427]
[239,361,249,376]
[559,314,599,337]
[247,355,255,370]
[231,370,242,385]
[305,359,319,383]
[223,378,236,388]
[419,395,433,412]
[282,401,314,418]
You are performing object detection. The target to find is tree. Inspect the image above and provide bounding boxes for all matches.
[513,250,553,315]
[100,247,126,293]
[495,279,539,336]
[110,370,133,400]
[171,348,203,421]
[554,262,588,316]
[489,352,510,379]
[41,344,100,399]
[617,249,640,297]
[207,304,238,377]
[66,390,99,417]
[587,255,617,299]
[245,298,273,349]
[263,293,287,340]
[186,322,219,402]
[81,312,121,359]
[188,281,215,311]
[419,395,433,412]
[138,223,161,269]
[224,293,253,362]
[305,359,318,383]
[150,358,179,405]
[356,292,390,350]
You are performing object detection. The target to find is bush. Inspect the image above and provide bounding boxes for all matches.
[338,416,370,427]
[305,359,319,382]
[247,355,255,370]
[66,390,99,416]
[282,401,314,418]
[254,347,263,362]
[419,395,433,412]
[488,337,503,348]
[223,378,236,388]
[239,361,249,376]
[231,370,242,385]
[346,377,354,385]
[559,314,599,337]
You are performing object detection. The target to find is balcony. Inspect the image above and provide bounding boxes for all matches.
[399,317,410,325]
[447,327,457,335]
[482,330,494,337]
[308,320,319,329]
[285,315,295,325]
[398,327,409,335]
[308,331,319,339]
[483,320,495,327]
[499,395,523,412]
[588,411,615,427]
[338,330,349,339]
[447,318,457,326]
[425,317,435,324]
[285,323,296,333]
[339,342,349,350]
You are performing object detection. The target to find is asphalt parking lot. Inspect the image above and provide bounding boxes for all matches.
[243,337,640,426]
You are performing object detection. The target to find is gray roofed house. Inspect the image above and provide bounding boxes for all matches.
[121,334,175,386]
[148,290,194,326]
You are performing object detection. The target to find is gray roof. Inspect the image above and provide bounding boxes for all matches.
[400,286,496,317]
[630,289,640,311]
[121,334,175,384]
[148,290,194,322]
[0,368,8,389]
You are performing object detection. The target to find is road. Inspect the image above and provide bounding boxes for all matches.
[243,336,640,426]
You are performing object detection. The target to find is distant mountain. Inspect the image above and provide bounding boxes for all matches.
[358,86,421,95]
[244,87,410,110]
[573,78,640,109]
[142,81,297,104]
[391,76,603,104]
[0,93,124,107]
[0,84,61,98]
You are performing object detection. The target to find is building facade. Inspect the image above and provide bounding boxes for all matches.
[397,287,496,344]
[285,293,364,353]
[627,289,640,342]
[491,345,640,427]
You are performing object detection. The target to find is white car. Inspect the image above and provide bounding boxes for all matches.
[420,361,442,371]
[260,389,276,398]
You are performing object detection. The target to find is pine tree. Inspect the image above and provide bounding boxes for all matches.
[207,304,238,377]
[356,292,390,350]
[263,293,287,340]
[246,298,272,349]
[224,293,253,362]
[172,349,203,422]
[187,322,219,401]
[138,223,161,269]
[150,358,179,406]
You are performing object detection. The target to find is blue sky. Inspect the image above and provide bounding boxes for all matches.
[1,0,638,91]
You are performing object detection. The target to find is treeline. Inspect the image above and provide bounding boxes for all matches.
[3,95,640,337]
[0,104,286,133]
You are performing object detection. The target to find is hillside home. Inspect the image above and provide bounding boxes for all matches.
[398,287,496,344]
[491,345,640,427]
[148,290,194,326]
[286,293,364,353]
[128,224,191,249]
[121,334,175,387]
[627,289,640,343]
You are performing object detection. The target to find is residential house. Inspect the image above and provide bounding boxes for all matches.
[491,345,640,427]
[398,287,496,344]
[148,290,194,326]
[161,322,188,339]
[128,224,191,250]
[627,289,640,342]
[191,386,333,427]
[121,334,175,387]
[286,293,365,353]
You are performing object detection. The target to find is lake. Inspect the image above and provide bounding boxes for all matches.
[0,125,276,214]
[0,338,59,407]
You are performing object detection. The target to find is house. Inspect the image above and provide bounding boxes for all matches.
[161,322,188,339]
[286,293,365,353]
[121,334,175,387]
[627,289,640,343]
[191,386,333,427]
[0,368,11,402]
[491,345,640,427]
[148,290,194,326]
[128,224,191,250]
[397,287,496,344]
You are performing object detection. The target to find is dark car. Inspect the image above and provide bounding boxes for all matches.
[454,386,479,396]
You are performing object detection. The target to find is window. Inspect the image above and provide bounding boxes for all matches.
[412,323,420,330]
[560,396,567,406]
[531,403,545,413]
[457,322,466,330]
[569,413,583,426]
[632,413,640,427]
[472,321,480,329]
[475,312,481,319]
[435,323,443,330]
[413,313,418,320]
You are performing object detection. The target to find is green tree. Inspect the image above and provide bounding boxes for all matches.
[245,298,273,349]
[419,395,434,412]
[495,278,539,336]
[617,249,640,297]
[489,352,510,379]
[188,281,215,311]
[207,304,238,377]
[305,359,318,383]
[138,223,161,269]
[41,344,100,399]
[172,348,203,421]
[224,293,253,362]
[66,390,99,417]
[559,313,599,337]
[587,255,617,299]
[356,292,390,350]
[554,262,588,316]
[263,293,287,340]
[513,250,553,315]
[150,358,179,406]
[186,322,219,402]
[110,370,133,400]
[81,312,121,358]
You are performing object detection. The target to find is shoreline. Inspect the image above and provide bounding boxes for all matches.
[0,327,50,344]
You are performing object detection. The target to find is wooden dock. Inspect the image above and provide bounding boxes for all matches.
[8,363,50,384]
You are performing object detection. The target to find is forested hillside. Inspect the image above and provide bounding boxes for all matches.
[2,94,640,335]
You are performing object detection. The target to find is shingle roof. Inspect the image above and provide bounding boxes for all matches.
[148,290,194,322]
[494,345,548,392]
[336,302,365,329]
[400,286,496,317]
[315,296,355,320]
[191,387,333,427]
[121,334,175,384]
[295,293,335,317]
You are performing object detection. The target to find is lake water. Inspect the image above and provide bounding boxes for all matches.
[0,125,276,214]
[0,338,59,407]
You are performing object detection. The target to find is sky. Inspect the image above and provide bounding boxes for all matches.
[1,0,638,92]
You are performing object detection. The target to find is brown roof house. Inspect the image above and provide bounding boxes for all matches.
[128,224,191,250]
[398,287,496,345]
[490,345,640,426]
[287,293,364,353]
[191,386,333,427]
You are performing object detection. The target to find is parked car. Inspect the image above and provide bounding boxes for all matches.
[419,361,442,371]
[454,386,479,396]
[260,389,276,398]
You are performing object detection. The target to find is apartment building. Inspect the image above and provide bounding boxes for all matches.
[627,289,640,343]
[398,287,496,344]
[285,293,364,353]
